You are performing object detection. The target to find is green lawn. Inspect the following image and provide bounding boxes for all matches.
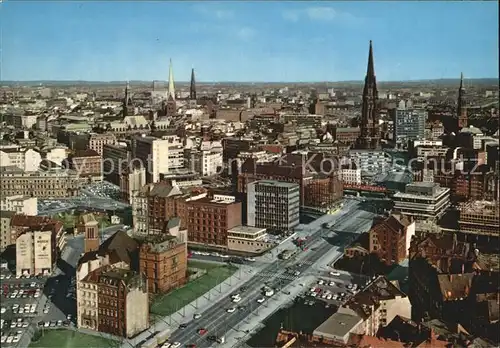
[187,260,222,270]
[30,329,117,348]
[53,213,111,230]
[150,262,237,317]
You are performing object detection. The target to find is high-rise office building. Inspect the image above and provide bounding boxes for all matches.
[393,107,427,142]
[247,180,300,234]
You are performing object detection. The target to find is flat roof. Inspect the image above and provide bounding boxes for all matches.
[228,225,266,235]
[253,180,300,188]
[313,310,363,340]
[393,185,449,200]
[409,181,436,188]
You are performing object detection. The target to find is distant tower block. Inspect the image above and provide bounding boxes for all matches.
[76,213,100,253]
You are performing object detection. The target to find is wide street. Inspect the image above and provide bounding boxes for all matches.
[167,207,374,347]
[124,199,374,348]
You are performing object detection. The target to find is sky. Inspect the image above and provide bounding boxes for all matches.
[1,1,498,82]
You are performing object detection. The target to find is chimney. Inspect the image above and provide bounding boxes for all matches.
[449,274,453,282]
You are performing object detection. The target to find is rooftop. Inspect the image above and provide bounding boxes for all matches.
[0,210,16,218]
[228,225,266,235]
[253,180,300,188]
[314,307,363,340]
[459,200,499,216]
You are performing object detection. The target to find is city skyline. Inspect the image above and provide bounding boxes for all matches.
[2,1,498,82]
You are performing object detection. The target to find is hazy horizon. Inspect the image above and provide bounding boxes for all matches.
[2,2,498,82]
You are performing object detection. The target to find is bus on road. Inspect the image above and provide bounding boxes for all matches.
[279,249,295,260]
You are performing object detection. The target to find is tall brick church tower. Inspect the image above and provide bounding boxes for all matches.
[355,40,380,150]
[457,72,468,130]
[76,213,99,253]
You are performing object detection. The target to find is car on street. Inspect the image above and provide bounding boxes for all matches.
[170,342,181,348]
[193,313,202,320]
[226,307,236,313]
[198,328,207,335]
[329,271,340,276]
[178,323,188,329]
[257,297,265,303]
[232,296,242,303]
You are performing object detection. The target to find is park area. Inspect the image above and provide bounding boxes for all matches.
[52,212,111,230]
[30,329,117,348]
[150,261,237,318]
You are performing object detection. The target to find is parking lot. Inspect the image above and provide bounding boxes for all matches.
[0,262,77,346]
[298,272,372,308]
[0,268,49,346]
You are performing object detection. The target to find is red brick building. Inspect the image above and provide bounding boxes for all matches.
[139,234,187,293]
[187,198,242,248]
[369,214,415,266]
[66,149,102,180]
[238,153,343,214]
[95,268,149,338]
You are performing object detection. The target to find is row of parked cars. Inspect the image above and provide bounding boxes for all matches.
[3,318,29,329]
[4,287,42,300]
[37,319,71,328]
[0,330,23,344]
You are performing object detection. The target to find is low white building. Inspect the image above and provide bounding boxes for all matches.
[191,141,224,176]
[0,148,42,172]
[340,168,362,185]
[0,195,37,216]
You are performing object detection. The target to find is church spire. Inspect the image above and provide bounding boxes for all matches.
[190,68,197,100]
[125,81,130,107]
[167,59,175,101]
[367,40,375,81]
[123,81,130,117]
[457,72,467,130]
[355,40,380,150]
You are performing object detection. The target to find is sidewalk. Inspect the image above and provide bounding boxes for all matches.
[122,263,265,348]
[220,275,317,348]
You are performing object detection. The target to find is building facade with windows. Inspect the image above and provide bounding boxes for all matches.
[393,182,450,222]
[247,180,300,234]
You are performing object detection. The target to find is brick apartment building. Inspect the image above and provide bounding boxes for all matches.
[369,214,415,266]
[238,153,343,214]
[66,149,103,180]
[138,234,187,293]
[79,266,149,338]
[187,197,242,248]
